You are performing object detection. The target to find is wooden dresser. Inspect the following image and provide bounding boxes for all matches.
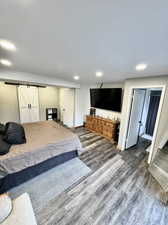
[85,115,120,143]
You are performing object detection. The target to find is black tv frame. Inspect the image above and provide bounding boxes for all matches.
[90,88,123,112]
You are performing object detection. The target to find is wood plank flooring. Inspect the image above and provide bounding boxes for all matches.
[36,128,168,225]
[149,147,168,193]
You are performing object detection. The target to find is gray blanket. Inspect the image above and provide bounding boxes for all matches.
[0,121,82,177]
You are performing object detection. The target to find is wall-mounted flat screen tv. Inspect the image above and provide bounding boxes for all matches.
[90,88,122,112]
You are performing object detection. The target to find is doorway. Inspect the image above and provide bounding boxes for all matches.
[125,88,162,149]
[145,90,161,137]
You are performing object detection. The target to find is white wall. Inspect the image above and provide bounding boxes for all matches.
[158,87,168,149]
[95,109,121,121]
[74,85,90,127]
[151,80,168,161]
[0,82,20,123]
[95,82,124,89]
[0,82,59,123]
[38,86,59,121]
[0,71,80,88]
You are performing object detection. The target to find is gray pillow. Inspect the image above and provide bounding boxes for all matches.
[3,122,26,145]
[0,123,5,134]
[0,135,11,155]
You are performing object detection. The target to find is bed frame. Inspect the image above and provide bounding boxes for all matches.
[0,150,78,194]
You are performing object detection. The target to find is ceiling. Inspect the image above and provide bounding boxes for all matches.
[0,0,168,84]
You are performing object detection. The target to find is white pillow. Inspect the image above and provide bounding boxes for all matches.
[0,194,12,223]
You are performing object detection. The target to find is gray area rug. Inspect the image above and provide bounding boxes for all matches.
[9,158,91,212]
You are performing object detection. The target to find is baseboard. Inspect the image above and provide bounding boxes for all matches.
[117,144,124,151]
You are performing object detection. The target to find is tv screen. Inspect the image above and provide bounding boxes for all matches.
[90,88,122,112]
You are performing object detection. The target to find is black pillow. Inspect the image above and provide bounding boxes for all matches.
[0,123,5,134]
[3,122,26,145]
[0,134,11,155]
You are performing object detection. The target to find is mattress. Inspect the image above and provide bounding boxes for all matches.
[0,121,82,177]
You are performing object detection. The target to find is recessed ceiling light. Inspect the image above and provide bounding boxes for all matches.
[0,59,12,66]
[136,63,147,71]
[74,75,79,80]
[96,71,103,77]
[0,39,16,51]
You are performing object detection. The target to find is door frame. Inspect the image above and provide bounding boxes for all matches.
[123,84,166,164]
[145,90,162,137]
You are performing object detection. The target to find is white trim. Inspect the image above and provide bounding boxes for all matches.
[159,131,168,149]
[148,85,166,163]
[146,145,151,153]
[125,89,146,149]
[142,134,152,141]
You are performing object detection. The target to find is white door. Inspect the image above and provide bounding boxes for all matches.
[18,86,30,123]
[18,86,40,123]
[28,87,40,122]
[59,88,74,127]
[126,89,146,149]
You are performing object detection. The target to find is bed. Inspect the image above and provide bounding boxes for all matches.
[0,121,82,194]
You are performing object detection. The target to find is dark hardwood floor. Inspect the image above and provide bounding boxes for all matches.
[78,128,150,171]
[37,127,168,225]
